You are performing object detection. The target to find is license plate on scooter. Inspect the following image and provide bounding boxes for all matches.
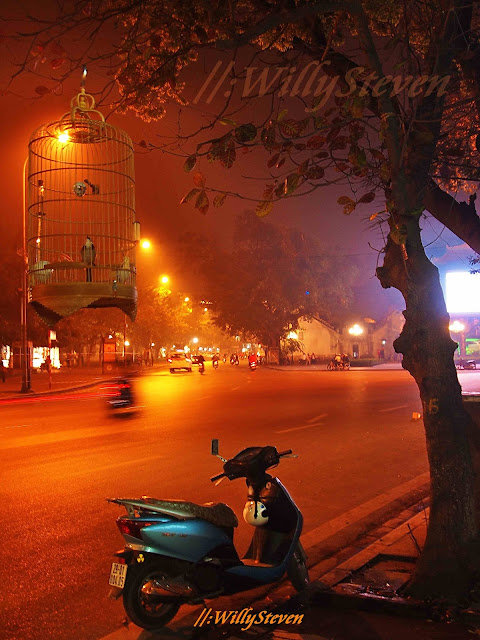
[109,562,127,588]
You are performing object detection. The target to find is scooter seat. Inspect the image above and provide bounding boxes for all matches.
[141,498,238,528]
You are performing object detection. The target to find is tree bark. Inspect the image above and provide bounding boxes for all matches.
[377,213,480,601]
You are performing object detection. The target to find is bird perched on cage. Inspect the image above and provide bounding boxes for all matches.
[81,236,96,282]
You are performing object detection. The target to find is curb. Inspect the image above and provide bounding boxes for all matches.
[0,369,150,402]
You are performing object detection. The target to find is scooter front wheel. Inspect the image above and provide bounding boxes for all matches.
[287,542,309,592]
[123,560,181,630]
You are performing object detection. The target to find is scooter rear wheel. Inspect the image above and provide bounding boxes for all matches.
[123,560,181,630]
[287,542,309,592]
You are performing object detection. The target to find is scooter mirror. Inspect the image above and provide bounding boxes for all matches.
[211,439,227,462]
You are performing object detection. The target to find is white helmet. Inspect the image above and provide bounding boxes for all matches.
[243,500,269,526]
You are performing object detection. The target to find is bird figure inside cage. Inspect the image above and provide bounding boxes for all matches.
[81,236,96,282]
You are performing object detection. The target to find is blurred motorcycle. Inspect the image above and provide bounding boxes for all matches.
[104,378,136,415]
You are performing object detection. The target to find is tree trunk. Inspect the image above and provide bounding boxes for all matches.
[377,213,480,602]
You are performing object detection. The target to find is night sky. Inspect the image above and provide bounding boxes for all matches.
[0,0,472,321]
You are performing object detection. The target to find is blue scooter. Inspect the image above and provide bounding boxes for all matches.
[107,441,308,631]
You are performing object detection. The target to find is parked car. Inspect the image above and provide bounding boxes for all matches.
[167,353,192,373]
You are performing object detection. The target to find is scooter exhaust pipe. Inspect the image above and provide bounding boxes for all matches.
[141,577,195,599]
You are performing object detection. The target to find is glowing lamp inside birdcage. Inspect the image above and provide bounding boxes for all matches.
[25,85,138,325]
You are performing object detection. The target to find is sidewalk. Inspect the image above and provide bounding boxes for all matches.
[266,362,404,372]
[0,366,142,399]
[194,501,478,640]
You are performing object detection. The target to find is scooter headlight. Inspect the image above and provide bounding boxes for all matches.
[243,500,269,526]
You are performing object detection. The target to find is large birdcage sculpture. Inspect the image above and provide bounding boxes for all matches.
[26,82,138,326]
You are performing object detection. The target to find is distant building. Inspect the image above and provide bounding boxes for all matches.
[282,317,341,362]
[283,310,405,363]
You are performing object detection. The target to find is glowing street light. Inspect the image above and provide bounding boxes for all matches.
[348,324,364,336]
[141,239,151,250]
[192,337,199,344]
[449,320,465,333]
[160,275,169,284]
[57,131,70,143]
[449,320,466,357]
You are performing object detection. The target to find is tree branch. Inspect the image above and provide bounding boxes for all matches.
[424,179,480,255]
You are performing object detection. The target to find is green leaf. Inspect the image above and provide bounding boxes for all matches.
[184,155,197,172]
[390,225,408,245]
[279,119,305,138]
[358,192,376,204]
[261,127,276,152]
[277,109,288,121]
[256,200,273,217]
[343,203,356,215]
[207,140,224,162]
[180,188,200,204]
[326,127,341,142]
[35,85,50,96]
[330,136,348,151]
[337,195,355,206]
[263,184,275,199]
[195,190,209,215]
[285,173,300,195]
[234,123,257,143]
[306,166,325,180]
[267,153,280,168]
[297,160,310,175]
[379,163,391,182]
[350,97,364,119]
[219,118,237,127]
[220,139,236,169]
[348,146,367,167]
[306,134,326,149]
[274,183,285,197]
[370,148,385,162]
[213,193,227,208]
[193,172,206,188]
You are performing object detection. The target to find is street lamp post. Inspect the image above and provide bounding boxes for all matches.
[348,323,364,360]
[20,157,31,393]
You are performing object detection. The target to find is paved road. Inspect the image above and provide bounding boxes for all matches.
[1,364,478,640]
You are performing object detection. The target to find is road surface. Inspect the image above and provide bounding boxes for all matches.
[1,364,478,639]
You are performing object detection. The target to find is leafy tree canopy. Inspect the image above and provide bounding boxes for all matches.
[10,0,480,256]
[168,211,357,346]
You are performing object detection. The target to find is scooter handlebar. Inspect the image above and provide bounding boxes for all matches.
[211,472,226,483]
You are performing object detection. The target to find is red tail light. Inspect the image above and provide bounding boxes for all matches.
[117,518,155,539]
